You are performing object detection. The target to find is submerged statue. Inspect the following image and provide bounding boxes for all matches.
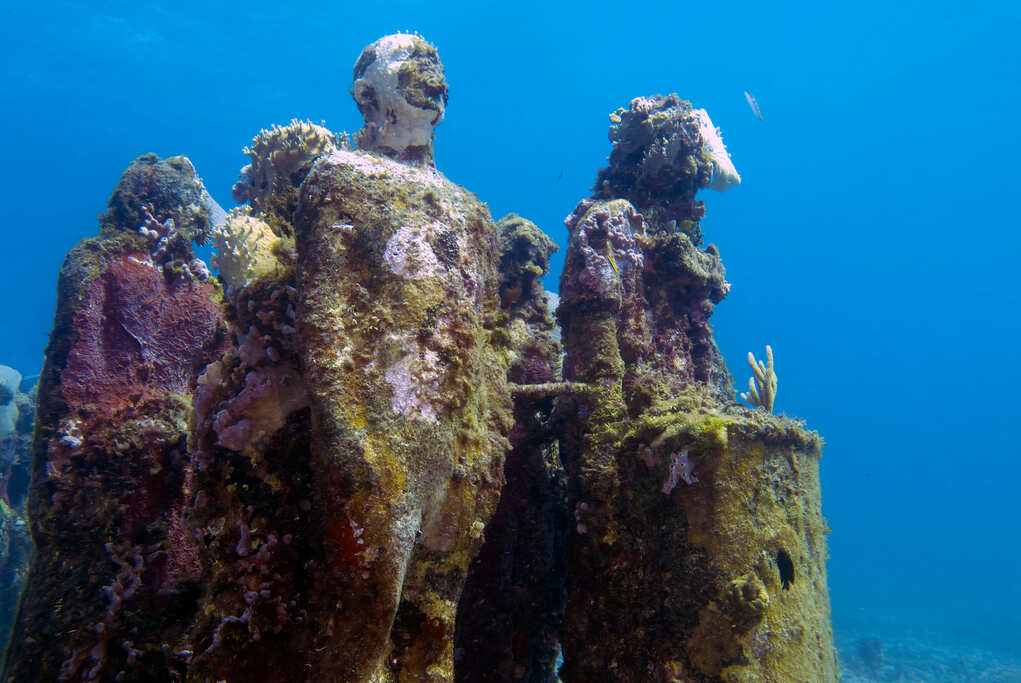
[2,33,837,682]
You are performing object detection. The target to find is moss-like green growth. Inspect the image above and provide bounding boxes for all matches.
[396,39,448,112]
[558,388,836,681]
[495,213,558,309]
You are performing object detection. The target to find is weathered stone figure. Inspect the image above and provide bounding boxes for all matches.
[555,95,838,681]
[292,34,513,680]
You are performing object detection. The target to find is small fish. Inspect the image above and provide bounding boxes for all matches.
[744,90,763,120]
[605,252,619,276]
[556,170,564,183]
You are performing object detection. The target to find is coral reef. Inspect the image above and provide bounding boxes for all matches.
[1,37,834,683]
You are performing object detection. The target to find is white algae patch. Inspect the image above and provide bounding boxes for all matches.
[383,344,442,423]
[383,223,445,279]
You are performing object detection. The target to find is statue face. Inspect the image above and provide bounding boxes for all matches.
[352,34,448,162]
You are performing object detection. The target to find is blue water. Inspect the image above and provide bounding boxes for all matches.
[2,0,1019,672]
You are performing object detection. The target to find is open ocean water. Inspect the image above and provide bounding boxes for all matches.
[1,1,1019,680]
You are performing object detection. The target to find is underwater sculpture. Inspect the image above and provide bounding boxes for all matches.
[553,95,836,681]
[0,365,32,655]
[2,33,836,683]
[1,153,231,682]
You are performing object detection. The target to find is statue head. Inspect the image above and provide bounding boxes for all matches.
[352,34,448,165]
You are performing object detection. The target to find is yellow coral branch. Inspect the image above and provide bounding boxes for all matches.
[740,345,777,413]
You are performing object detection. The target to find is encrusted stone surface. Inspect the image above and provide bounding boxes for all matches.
[293,147,512,680]
[0,53,835,681]
[553,94,837,681]
[2,156,228,682]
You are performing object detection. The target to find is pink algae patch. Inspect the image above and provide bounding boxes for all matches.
[60,254,226,412]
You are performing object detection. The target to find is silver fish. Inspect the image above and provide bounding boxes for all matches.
[744,90,763,120]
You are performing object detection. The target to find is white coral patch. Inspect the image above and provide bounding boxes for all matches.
[383,223,444,279]
[694,109,741,191]
[384,349,441,423]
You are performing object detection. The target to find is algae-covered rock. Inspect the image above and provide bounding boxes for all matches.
[558,395,837,681]
[594,94,718,241]
[100,153,224,246]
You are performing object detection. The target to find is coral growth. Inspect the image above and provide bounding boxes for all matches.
[100,153,224,246]
[2,37,833,683]
[742,345,779,412]
[231,119,345,234]
[57,255,225,415]
[594,94,714,238]
[211,210,282,291]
